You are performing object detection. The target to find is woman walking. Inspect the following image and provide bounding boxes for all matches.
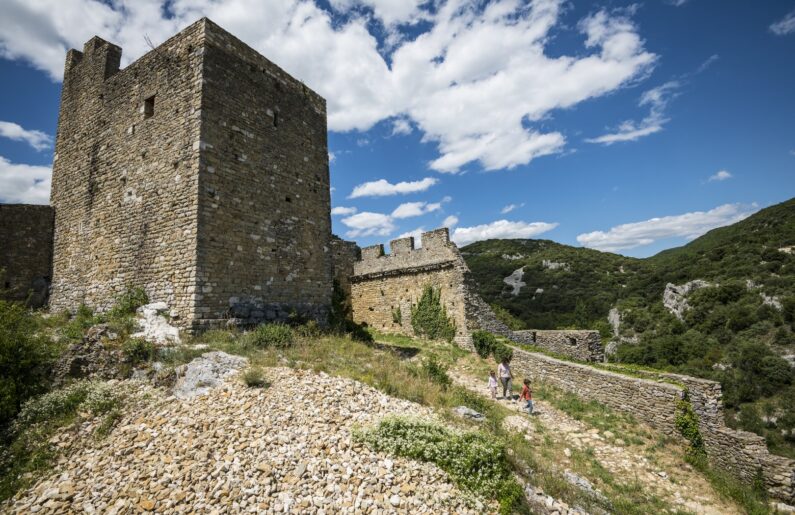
[497,358,513,400]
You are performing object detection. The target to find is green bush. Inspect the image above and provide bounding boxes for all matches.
[410,285,456,342]
[420,357,451,388]
[245,323,294,348]
[242,367,269,388]
[674,391,704,456]
[472,330,497,359]
[12,380,119,431]
[391,306,402,325]
[0,301,59,428]
[354,417,526,513]
[61,304,100,342]
[492,342,513,364]
[107,287,148,319]
[122,338,155,365]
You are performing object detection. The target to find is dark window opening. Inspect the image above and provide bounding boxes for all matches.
[4,281,10,289]
[273,111,279,128]
[144,95,155,119]
[568,337,577,346]
[531,331,537,343]
[285,196,291,203]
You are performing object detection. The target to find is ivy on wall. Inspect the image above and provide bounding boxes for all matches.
[411,285,456,342]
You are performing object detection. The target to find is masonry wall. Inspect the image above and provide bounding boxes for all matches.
[0,204,54,307]
[193,20,332,327]
[49,23,206,323]
[513,329,604,362]
[510,347,795,503]
[330,236,360,299]
[351,229,472,345]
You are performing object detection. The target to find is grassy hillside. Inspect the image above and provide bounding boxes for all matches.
[462,197,795,457]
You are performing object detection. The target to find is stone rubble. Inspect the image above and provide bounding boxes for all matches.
[5,367,489,514]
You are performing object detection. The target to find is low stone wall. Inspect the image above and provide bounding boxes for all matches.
[509,346,795,503]
[0,204,54,307]
[513,329,603,362]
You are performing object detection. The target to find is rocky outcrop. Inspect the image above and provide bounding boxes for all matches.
[662,280,714,320]
[172,351,248,399]
[542,260,570,271]
[131,302,181,345]
[52,325,129,385]
[503,266,526,296]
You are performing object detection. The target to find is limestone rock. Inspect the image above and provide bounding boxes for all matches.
[172,351,248,399]
[662,280,714,320]
[131,302,181,345]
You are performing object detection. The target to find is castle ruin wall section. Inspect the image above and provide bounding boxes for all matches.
[513,329,604,362]
[0,205,54,307]
[192,20,333,327]
[330,236,360,300]
[49,23,206,323]
[350,229,472,346]
[510,347,795,503]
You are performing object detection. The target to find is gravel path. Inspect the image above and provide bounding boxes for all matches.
[452,366,740,515]
[5,367,491,514]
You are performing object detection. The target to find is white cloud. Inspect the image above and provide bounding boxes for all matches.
[0,121,53,151]
[349,177,437,198]
[576,202,759,252]
[708,170,732,182]
[0,0,656,173]
[696,54,719,73]
[0,156,52,204]
[770,9,795,35]
[451,219,558,246]
[341,211,396,238]
[397,227,426,246]
[391,201,441,219]
[328,151,336,163]
[331,206,357,215]
[666,0,689,6]
[391,118,412,136]
[586,81,678,145]
[501,203,525,214]
[442,215,458,228]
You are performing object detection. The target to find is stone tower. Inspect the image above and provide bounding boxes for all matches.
[49,18,332,329]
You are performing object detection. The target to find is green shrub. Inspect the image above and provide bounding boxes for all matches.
[492,341,514,364]
[674,391,704,456]
[61,304,100,342]
[472,330,497,359]
[420,357,451,387]
[13,380,119,431]
[354,417,526,513]
[122,338,155,365]
[410,285,456,342]
[295,320,322,338]
[0,301,59,428]
[242,367,269,388]
[245,323,294,348]
[391,306,402,325]
[107,287,148,319]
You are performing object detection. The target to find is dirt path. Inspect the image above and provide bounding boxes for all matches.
[452,364,741,515]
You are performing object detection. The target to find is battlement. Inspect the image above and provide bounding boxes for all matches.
[353,228,458,278]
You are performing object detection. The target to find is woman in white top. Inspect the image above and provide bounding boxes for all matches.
[497,359,513,400]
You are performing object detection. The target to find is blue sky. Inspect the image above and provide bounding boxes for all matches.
[1,0,794,257]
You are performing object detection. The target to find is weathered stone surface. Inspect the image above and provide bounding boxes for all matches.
[172,351,248,399]
[48,18,332,330]
[52,324,128,385]
[131,302,181,345]
[662,280,713,320]
[0,204,53,307]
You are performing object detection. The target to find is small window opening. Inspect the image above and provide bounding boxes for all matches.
[273,111,279,128]
[4,281,10,289]
[144,95,155,119]
[285,196,291,203]
[531,331,537,343]
[568,337,577,346]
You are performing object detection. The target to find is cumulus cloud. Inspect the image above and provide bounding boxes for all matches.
[397,227,426,246]
[340,211,396,238]
[587,81,678,145]
[391,118,412,136]
[501,203,525,214]
[576,203,759,252]
[770,9,795,35]
[391,201,441,219]
[0,0,656,173]
[331,206,357,215]
[451,219,558,246]
[349,177,437,198]
[0,156,52,204]
[442,215,458,228]
[0,121,53,151]
[708,170,732,182]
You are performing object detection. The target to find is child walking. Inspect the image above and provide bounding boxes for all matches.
[488,371,498,399]
[520,378,533,415]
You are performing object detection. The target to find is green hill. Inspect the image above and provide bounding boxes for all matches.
[462,197,795,457]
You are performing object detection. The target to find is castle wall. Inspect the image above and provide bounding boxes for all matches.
[510,347,795,503]
[192,20,332,327]
[350,229,472,345]
[0,204,54,307]
[330,236,360,299]
[49,23,206,323]
[513,329,604,362]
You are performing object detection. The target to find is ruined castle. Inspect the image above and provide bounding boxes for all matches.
[0,20,793,503]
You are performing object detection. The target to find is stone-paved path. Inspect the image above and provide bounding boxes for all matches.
[5,367,492,514]
[452,366,741,515]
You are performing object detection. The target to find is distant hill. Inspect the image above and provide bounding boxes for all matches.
[462,197,795,457]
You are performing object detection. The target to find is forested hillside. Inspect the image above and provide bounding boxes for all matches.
[462,197,795,457]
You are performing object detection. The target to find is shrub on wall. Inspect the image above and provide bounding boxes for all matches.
[410,285,456,342]
[472,330,497,358]
[675,389,705,456]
